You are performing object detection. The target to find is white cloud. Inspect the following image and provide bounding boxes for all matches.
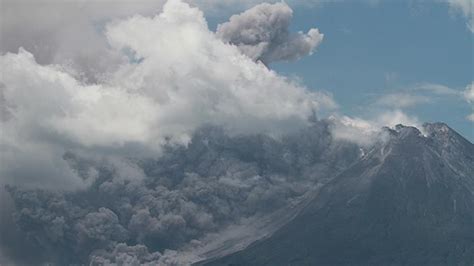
[463,82,474,102]
[193,0,323,13]
[414,82,459,95]
[329,110,421,146]
[376,82,474,123]
[0,0,323,81]
[375,93,431,108]
[376,110,421,128]
[0,0,168,82]
[0,0,335,189]
[463,82,474,122]
[447,0,474,32]
[329,115,380,146]
[467,113,474,121]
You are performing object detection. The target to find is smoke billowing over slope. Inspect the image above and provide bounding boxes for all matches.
[0,0,335,190]
[0,0,344,264]
[0,0,455,265]
[3,123,362,264]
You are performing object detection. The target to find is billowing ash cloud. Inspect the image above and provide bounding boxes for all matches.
[0,0,318,82]
[0,1,340,263]
[0,0,444,265]
[0,0,335,189]
[0,0,167,83]
[3,124,361,264]
[216,2,323,64]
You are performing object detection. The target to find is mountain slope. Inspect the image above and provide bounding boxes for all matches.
[204,123,474,265]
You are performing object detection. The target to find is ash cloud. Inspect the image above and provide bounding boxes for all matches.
[0,0,433,265]
[216,2,323,64]
[0,0,335,190]
[4,125,361,264]
[0,0,321,82]
[0,1,342,264]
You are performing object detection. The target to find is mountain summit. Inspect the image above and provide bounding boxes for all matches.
[204,123,474,265]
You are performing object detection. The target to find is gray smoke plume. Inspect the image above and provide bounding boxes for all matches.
[216,2,323,64]
[3,124,361,264]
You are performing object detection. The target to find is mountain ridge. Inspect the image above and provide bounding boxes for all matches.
[203,123,474,266]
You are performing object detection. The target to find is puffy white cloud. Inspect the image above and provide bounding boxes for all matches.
[0,0,323,81]
[467,113,474,121]
[329,110,421,146]
[464,82,474,103]
[328,115,380,146]
[447,0,474,32]
[196,0,322,13]
[0,0,163,82]
[0,0,334,189]
[216,2,323,64]
[0,0,337,256]
[376,110,421,129]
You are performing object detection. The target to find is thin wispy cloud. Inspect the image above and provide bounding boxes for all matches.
[413,82,460,95]
[375,93,431,108]
[447,0,474,32]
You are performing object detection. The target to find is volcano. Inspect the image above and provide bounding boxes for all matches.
[204,123,474,265]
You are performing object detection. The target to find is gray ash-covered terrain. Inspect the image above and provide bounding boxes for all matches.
[204,123,474,266]
[3,121,474,265]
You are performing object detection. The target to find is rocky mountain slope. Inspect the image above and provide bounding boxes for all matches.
[204,123,474,265]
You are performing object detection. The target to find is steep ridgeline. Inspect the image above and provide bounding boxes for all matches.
[204,123,474,266]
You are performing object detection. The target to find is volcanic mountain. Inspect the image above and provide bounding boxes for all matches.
[204,123,474,265]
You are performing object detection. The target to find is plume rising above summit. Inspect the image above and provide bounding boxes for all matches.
[216,2,323,64]
[0,0,335,190]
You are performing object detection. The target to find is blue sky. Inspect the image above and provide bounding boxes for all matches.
[207,0,473,141]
